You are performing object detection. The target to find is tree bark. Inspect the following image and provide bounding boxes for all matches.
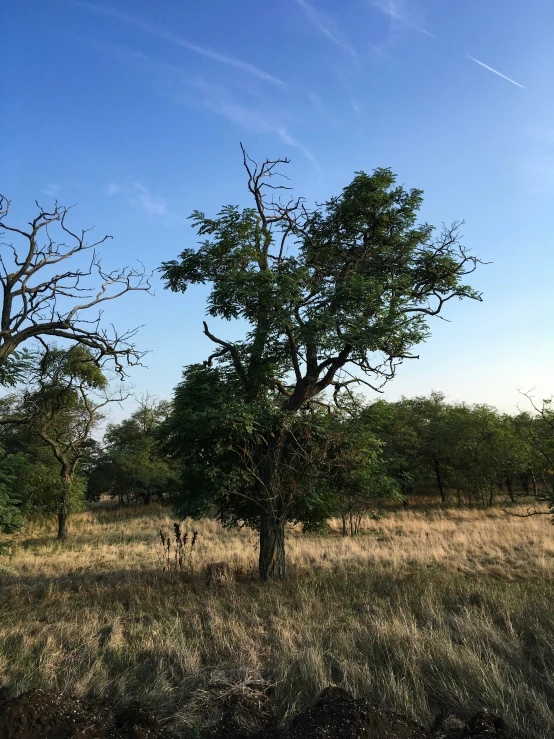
[259,511,286,580]
[57,468,72,540]
[57,510,68,539]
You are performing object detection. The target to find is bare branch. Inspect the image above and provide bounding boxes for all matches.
[0,195,153,378]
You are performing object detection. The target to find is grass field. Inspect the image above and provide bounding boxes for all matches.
[1,504,554,736]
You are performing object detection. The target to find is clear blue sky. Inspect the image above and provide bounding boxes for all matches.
[2,0,553,418]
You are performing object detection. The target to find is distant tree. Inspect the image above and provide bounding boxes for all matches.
[518,393,554,517]
[2,345,126,538]
[162,150,483,579]
[0,448,27,533]
[0,195,151,383]
[325,406,401,536]
[88,397,179,505]
[361,399,423,502]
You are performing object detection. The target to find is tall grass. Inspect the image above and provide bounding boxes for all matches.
[1,505,553,736]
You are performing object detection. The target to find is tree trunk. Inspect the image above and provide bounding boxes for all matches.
[259,511,286,580]
[341,515,348,537]
[489,484,494,507]
[401,486,409,506]
[505,475,515,502]
[433,459,446,502]
[531,471,538,497]
[57,509,68,539]
[57,467,72,540]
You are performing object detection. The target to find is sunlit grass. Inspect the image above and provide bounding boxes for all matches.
[1,504,553,736]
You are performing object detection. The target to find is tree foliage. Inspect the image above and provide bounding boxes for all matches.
[0,345,121,538]
[161,150,483,578]
[88,398,179,505]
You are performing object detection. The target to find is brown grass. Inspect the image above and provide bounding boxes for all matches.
[1,504,554,736]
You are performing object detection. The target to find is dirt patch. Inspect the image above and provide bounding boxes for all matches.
[0,689,166,739]
[283,686,430,739]
[0,686,522,739]
[432,710,518,739]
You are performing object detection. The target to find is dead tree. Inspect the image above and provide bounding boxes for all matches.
[0,195,151,380]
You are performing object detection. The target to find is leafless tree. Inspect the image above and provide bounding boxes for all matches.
[0,195,152,379]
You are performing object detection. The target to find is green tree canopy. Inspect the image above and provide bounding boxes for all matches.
[88,398,179,506]
[1,344,117,538]
[162,151,483,579]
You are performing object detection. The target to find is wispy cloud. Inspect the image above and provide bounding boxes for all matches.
[467,56,524,89]
[105,182,122,196]
[71,0,285,86]
[307,91,326,116]
[45,183,61,197]
[193,80,320,167]
[92,42,320,170]
[294,0,356,57]
[372,0,438,40]
[275,126,321,169]
[131,183,168,216]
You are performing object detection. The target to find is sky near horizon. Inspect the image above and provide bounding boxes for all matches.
[2,0,553,419]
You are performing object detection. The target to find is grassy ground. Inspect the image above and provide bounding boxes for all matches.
[1,504,554,736]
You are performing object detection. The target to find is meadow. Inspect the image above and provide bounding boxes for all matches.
[1,504,553,737]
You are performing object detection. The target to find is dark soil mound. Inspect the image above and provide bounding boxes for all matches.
[283,686,430,739]
[0,686,522,739]
[0,689,163,739]
[432,710,518,739]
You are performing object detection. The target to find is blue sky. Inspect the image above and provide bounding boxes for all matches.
[2,0,553,418]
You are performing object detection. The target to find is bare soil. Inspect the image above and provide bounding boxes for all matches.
[0,686,521,739]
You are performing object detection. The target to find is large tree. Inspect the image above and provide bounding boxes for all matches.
[0,195,151,381]
[162,150,483,579]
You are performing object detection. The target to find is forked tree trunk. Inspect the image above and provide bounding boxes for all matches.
[259,511,286,580]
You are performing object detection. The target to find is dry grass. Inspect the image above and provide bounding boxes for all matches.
[1,504,554,736]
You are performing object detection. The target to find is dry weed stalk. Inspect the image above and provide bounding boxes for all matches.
[158,523,199,574]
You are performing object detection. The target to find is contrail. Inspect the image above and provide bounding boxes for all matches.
[70,0,286,86]
[293,0,356,57]
[467,56,524,89]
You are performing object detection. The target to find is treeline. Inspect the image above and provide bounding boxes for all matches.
[2,385,552,538]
